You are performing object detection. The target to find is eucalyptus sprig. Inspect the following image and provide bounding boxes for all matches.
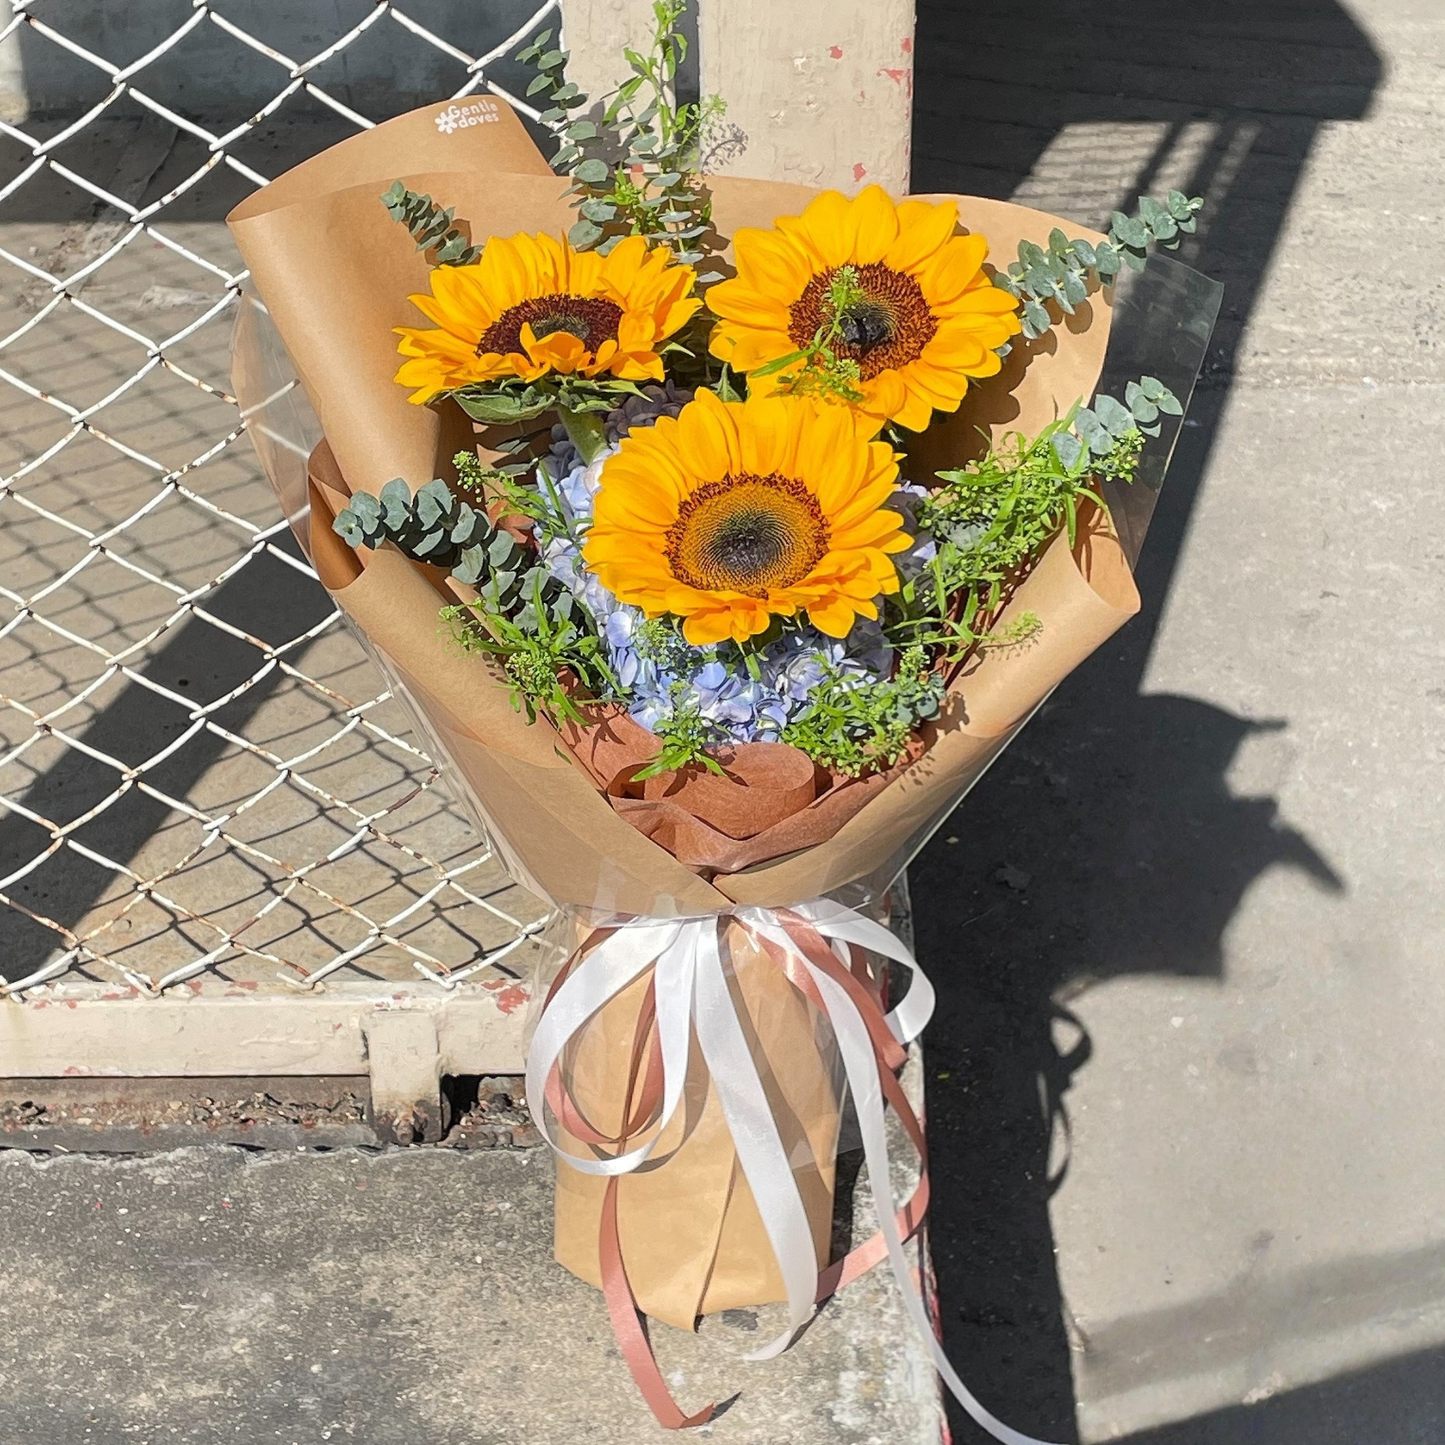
[1052,375,1181,474]
[995,191,1204,339]
[518,3,722,278]
[380,182,481,266]
[333,474,560,620]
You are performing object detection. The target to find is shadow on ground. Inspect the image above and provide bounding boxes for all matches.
[910,1,1378,1440]
[1118,1342,1445,1443]
[0,533,336,973]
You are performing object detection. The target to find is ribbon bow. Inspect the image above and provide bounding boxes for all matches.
[526,898,1059,1445]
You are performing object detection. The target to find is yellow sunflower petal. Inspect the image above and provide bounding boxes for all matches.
[806,598,862,638]
[920,233,991,306]
[884,199,960,274]
[789,188,857,269]
[892,381,938,432]
[848,185,901,264]
[675,388,742,480]
[733,227,811,296]
[706,279,793,331]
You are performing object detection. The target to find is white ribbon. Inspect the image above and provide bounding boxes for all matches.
[526,898,1061,1445]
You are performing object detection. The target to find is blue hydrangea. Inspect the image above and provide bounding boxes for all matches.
[890,481,938,581]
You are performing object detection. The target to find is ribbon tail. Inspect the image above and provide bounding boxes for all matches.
[691,919,821,1361]
[789,899,937,1045]
[809,964,1066,1445]
[600,1177,717,1430]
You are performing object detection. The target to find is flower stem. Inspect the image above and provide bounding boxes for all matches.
[558,407,609,464]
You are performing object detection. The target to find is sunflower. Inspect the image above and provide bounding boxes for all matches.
[707,185,1022,431]
[393,232,701,403]
[582,389,910,645]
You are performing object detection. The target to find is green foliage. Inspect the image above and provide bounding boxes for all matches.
[1108,190,1203,270]
[380,181,481,266]
[890,428,1092,657]
[633,617,694,672]
[442,579,615,726]
[1058,374,1182,468]
[333,473,559,618]
[887,372,1177,661]
[781,646,945,777]
[993,191,1203,339]
[632,689,726,779]
[458,447,577,550]
[518,4,723,279]
[448,372,647,430]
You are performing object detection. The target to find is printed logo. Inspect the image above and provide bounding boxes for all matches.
[434,100,501,135]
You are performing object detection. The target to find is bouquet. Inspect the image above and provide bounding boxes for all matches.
[228,8,1219,1435]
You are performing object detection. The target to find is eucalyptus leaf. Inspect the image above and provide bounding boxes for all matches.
[453,546,486,586]
[379,478,411,527]
[414,478,452,529]
[1094,394,1133,432]
[1138,195,1168,227]
[1149,212,1179,242]
[1051,431,1084,470]
[1110,211,1150,249]
[348,491,380,526]
[568,218,604,249]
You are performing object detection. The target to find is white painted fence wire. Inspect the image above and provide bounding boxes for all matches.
[0,2,559,998]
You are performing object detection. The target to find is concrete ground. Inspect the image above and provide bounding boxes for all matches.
[0,1137,942,1445]
[0,0,1441,1442]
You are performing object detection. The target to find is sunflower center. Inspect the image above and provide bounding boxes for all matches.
[788,262,938,380]
[666,472,829,597]
[477,294,623,356]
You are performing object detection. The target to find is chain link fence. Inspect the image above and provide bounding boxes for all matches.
[0,2,562,1002]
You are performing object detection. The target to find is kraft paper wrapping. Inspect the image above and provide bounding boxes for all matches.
[553,923,846,1329]
[231,101,1140,1324]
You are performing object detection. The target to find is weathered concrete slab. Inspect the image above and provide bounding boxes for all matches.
[0,1133,944,1445]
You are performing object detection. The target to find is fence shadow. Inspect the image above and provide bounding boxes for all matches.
[0,533,337,977]
[910,1,1378,1439]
